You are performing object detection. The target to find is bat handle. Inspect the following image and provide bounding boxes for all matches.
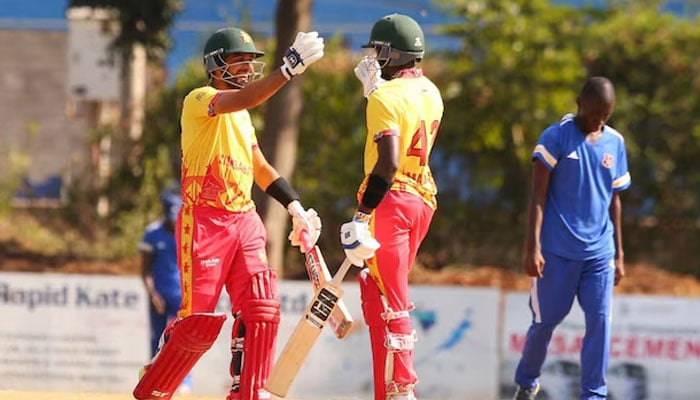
[300,230,312,253]
[331,258,354,286]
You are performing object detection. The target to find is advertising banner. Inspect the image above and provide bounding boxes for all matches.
[0,271,149,392]
[196,282,501,400]
[501,292,700,400]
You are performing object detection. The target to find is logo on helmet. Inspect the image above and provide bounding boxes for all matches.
[239,30,254,45]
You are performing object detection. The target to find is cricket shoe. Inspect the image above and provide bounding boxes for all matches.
[513,382,540,400]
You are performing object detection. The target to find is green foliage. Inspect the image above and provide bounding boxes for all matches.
[292,39,367,263]
[421,0,700,272]
[21,0,698,276]
[141,59,207,184]
[427,0,592,266]
[581,3,700,273]
[0,149,28,215]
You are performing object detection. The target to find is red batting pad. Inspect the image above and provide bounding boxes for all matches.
[133,313,226,400]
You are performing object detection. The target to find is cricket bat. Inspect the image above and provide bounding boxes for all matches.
[266,257,354,398]
[303,245,353,339]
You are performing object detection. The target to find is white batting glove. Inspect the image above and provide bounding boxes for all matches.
[281,31,325,80]
[287,200,322,252]
[340,212,380,267]
[354,57,385,98]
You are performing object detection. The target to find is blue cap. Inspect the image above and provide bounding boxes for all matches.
[160,191,182,223]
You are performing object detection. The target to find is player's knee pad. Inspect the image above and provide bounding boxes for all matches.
[360,269,418,400]
[235,269,280,400]
[134,313,226,400]
[383,308,418,395]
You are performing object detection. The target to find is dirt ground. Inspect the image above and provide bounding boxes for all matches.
[409,262,700,296]
[2,252,700,296]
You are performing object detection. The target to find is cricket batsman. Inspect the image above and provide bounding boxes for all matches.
[133,26,324,400]
[340,13,445,400]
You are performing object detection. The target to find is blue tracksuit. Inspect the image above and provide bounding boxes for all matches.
[515,114,631,400]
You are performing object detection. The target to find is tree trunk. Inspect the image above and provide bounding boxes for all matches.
[256,0,313,276]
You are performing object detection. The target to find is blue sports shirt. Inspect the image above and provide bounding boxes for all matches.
[533,114,631,260]
[139,220,182,302]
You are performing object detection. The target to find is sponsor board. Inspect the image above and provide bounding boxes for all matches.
[501,292,700,400]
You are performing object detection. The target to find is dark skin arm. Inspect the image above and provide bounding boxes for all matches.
[523,160,550,278]
[357,134,399,214]
[140,250,166,314]
[610,191,625,285]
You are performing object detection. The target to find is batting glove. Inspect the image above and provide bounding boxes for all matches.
[340,211,380,267]
[281,31,325,80]
[354,57,385,98]
[287,200,322,252]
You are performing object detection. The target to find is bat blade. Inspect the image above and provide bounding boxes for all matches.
[266,259,352,397]
[304,246,353,339]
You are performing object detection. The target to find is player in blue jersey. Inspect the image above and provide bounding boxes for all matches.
[513,76,631,400]
[139,188,193,394]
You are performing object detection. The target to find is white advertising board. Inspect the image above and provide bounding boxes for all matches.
[11,271,696,399]
[0,271,499,399]
[0,271,149,392]
[501,291,700,400]
[195,282,501,400]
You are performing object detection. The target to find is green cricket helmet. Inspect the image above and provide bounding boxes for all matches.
[203,27,265,88]
[362,13,425,67]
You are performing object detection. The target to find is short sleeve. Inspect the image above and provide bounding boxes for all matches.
[138,226,156,253]
[532,124,562,171]
[183,86,220,120]
[366,94,400,140]
[612,139,631,192]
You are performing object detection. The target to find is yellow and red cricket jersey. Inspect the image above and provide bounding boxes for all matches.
[180,86,257,212]
[359,69,444,210]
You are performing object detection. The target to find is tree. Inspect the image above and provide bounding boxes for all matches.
[583,1,700,273]
[292,40,367,272]
[429,0,592,266]
[66,0,182,225]
[256,0,314,275]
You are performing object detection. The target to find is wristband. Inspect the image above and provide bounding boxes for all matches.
[265,177,300,207]
[360,174,391,209]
